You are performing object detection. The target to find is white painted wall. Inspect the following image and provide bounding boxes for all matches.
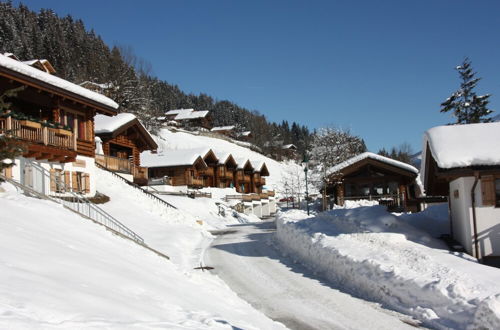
[10,155,97,197]
[252,201,262,218]
[261,200,270,217]
[243,202,253,215]
[269,197,277,214]
[450,176,500,258]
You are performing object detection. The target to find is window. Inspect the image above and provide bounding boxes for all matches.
[496,179,500,207]
[77,115,86,140]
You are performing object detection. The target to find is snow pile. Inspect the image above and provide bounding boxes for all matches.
[423,122,500,171]
[0,178,282,329]
[0,53,118,109]
[152,128,304,193]
[276,204,500,329]
[94,113,137,134]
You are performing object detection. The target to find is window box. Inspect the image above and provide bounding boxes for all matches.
[19,120,41,129]
[53,128,72,136]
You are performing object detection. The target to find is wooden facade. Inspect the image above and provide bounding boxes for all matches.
[148,156,207,188]
[327,154,418,211]
[0,57,116,164]
[251,162,270,194]
[233,159,254,194]
[95,115,157,185]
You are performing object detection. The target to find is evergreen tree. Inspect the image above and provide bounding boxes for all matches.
[440,58,493,124]
[0,88,26,181]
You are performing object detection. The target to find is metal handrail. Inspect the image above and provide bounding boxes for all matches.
[95,162,177,209]
[21,161,144,244]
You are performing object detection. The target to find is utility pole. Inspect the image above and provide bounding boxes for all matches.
[303,154,310,215]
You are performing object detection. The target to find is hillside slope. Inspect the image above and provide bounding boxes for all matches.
[153,128,304,193]
[0,182,284,329]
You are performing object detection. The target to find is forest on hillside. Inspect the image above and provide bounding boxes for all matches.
[0,1,312,158]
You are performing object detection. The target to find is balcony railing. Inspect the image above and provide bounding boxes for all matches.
[133,166,148,181]
[187,176,204,186]
[201,167,214,177]
[0,116,75,150]
[95,154,131,174]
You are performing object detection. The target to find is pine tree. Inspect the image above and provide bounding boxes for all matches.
[0,88,26,181]
[440,58,493,124]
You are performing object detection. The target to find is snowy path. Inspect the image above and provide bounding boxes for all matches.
[204,221,418,330]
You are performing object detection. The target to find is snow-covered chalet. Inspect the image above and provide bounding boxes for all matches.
[0,52,118,196]
[422,122,500,260]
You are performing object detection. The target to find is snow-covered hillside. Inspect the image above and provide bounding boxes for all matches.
[152,128,303,193]
[0,178,284,329]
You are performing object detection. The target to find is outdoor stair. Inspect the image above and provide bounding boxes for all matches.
[1,171,171,260]
[95,163,176,209]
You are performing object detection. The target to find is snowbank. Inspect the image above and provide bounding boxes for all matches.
[276,205,500,329]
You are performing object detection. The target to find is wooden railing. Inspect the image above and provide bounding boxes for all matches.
[201,167,214,177]
[133,166,148,181]
[187,176,204,186]
[1,116,75,150]
[95,154,132,173]
[344,194,403,208]
[267,190,275,197]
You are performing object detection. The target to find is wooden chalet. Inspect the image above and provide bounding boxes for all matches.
[422,122,500,260]
[193,148,219,187]
[0,52,118,196]
[250,160,270,194]
[233,158,254,193]
[141,149,208,188]
[164,108,212,130]
[210,125,235,138]
[94,113,158,185]
[213,151,238,188]
[326,152,418,211]
[236,131,252,142]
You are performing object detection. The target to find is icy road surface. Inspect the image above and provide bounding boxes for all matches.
[205,220,418,330]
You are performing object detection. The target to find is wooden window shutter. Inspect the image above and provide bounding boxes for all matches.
[83,173,90,194]
[49,169,56,192]
[481,175,495,206]
[71,172,78,192]
[64,171,70,191]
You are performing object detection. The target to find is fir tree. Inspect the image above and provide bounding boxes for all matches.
[440,58,493,124]
[0,88,26,181]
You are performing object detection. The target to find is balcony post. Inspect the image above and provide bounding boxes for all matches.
[42,126,48,145]
[6,116,12,130]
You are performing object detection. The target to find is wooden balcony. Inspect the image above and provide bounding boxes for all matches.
[235,172,251,183]
[201,167,214,177]
[133,166,149,186]
[187,176,204,187]
[217,167,234,180]
[1,116,76,162]
[95,154,132,174]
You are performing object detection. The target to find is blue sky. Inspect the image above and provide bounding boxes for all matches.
[13,0,500,152]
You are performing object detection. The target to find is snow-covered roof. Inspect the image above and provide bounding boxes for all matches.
[282,144,297,150]
[141,149,207,168]
[213,151,233,165]
[422,122,500,172]
[95,113,136,134]
[175,110,209,120]
[235,157,252,170]
[0,53,118,110]
[211,125,235,132]
[238,131,251,137]
[165,109,194,116]
[251,160,265,171]
[156,116,166,121]
[327,152,419,176]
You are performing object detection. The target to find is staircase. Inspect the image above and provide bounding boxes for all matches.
[1,163,144,245]
[95,163,177,209]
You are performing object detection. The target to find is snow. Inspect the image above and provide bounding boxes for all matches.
[175,110,209,120]
[94,113,136,134]
[141,149,206,168]
[0,53,118,110]
[327,152,419,176]
[153,128,303,192]
[422,122,500,172]
[282,144,297,150]
[276,203,500,329]
[0,173,283,329]
[213,150,233,165]
[238,131,251,137]
[211,126,235,132]
[165,108,194,116]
